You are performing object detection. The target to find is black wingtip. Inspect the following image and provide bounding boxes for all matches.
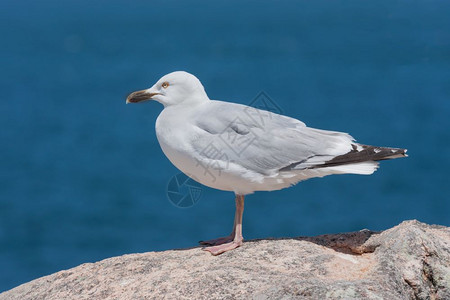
[384,147,408,159]
[313,145,408,169]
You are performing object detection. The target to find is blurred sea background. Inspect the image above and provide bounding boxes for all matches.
[1,0,449,292]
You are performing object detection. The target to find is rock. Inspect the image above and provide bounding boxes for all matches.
[1,220,449,300]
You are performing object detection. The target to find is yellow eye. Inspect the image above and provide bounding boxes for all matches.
[162,82,169,89]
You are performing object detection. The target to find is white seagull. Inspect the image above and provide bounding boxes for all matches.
[126,71,407,255]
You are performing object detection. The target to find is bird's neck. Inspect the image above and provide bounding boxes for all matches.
[164,92,210,108]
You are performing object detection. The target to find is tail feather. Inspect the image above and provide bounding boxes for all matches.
[323,161,380,175]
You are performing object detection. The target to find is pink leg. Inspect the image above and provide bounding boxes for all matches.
[199,235,234,246]
[199,203,238,246]
[203,195,244,255]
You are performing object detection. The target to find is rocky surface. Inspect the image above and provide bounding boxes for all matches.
[1,220,449,300]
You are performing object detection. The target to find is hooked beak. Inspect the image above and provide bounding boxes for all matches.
[126,89,159,104]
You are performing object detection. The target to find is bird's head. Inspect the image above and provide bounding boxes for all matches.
[126,71,209,107]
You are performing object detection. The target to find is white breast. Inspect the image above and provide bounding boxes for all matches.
[155,106,268,194]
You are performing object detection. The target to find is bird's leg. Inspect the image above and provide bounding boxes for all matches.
[199,224,235,246]
[203,195,244,255]
[199,197,239,246]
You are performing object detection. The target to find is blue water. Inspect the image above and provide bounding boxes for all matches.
[1,0,449,292]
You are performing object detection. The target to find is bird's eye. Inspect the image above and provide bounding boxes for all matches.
[162,82,169,89]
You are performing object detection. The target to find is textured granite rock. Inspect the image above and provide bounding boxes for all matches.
[1,220,449,299]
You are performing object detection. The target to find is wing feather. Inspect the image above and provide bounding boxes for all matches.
[190,101,356,176]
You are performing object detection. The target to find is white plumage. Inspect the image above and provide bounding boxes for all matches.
[127,71,407,255]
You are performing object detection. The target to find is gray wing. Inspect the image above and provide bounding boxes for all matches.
[190,100,356,176]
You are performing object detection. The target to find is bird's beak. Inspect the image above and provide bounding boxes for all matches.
[126,89,159,104]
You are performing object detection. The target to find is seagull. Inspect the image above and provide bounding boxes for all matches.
[126,71,407,255]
